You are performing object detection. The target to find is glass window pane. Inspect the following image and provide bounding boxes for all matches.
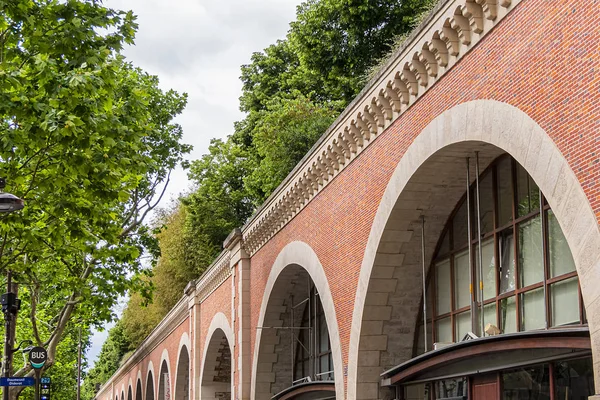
[500,296,517,334]
[520,288,545,331]
[497,157,513,226]
[502,364,550,400]
[474,172,494,233]
[516,163,540,217]
[436,259,451,315]
[454,250,471,310]
[319,315,329,352]
[405,383,431,400]
[483,303,497,333]
[436,317,452,343]
[320,355,331,377]
[499,230,515,294]
[427,278,434,320]
[551,277,580,327]
[554,357,594,400]
[548,210,576,278]
[455,311,471,340]
[435,378,468,399]
[439,229,450,256]
[476,238,496,300]
[453,200,469,249]
[519,216,544,288]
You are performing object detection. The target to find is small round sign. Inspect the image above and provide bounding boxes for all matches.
[29,346,47,369]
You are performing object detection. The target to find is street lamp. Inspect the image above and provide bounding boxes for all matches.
[0,178,24,213]
[0,177,24,400]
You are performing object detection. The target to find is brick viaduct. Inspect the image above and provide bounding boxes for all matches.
[97,0,600,399]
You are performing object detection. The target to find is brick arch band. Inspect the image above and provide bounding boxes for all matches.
[347,99,600,398]
[251,241,345,400]
[199,312,234,400]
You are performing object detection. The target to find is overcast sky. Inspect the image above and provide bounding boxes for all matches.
[86,0,303,368]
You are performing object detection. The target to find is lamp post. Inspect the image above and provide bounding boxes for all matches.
[0,177,24,400]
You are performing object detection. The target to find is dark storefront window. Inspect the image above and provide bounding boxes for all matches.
[417,155,584,347]
[502,364,550,400]
[403,358,594,400]
[434,378,468,399]
[554,358,594,400]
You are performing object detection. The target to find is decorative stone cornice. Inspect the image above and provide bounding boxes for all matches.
[240,0,521,255]
[98,296,189,395]
[195,250,231,303]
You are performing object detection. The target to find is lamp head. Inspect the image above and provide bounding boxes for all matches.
[0,178,24,213]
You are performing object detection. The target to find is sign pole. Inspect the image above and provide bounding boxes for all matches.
[34,370,40,400]
[2,271,12,400]
[28,346,47,400]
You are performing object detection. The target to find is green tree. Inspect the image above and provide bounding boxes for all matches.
[121,203,202,349]
[185,139,255,254]
[244,92,342,204]
[0,0,190,395]
[289,0,437,102]
[81,322,130,400]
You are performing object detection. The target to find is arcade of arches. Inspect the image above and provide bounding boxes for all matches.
[95,0,600,399]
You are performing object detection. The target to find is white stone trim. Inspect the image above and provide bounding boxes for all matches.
[250,241,345,400]
[239,0,523,255]
[199,312,234,400]
[195,251,232,303]
[159,349,172,398]
[136,370,142,400]
[127,378,133,400]
[173,332,191,400]
[146,361,156,400]
[347,99,600,399]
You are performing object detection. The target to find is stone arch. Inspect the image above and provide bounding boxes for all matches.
[347,99,600,399]
[127,378,133,400]
[200,312,234,400]
[174,332,191,400]
[145,361,155,400]
[158,349,171,400]
[251,241,344,400]
[136,376,143,400]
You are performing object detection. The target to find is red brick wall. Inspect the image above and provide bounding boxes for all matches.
[198,276,232,356]
[249,0,600,383]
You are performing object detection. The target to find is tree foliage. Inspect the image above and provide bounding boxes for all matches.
[81,322,130,400]
[0,0,190,396]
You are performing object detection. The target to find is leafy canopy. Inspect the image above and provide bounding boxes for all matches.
[0,0,190,393]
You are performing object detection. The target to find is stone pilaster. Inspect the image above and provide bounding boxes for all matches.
[225,229,251,400]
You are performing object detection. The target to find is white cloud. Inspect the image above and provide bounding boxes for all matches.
[86,0,303,368]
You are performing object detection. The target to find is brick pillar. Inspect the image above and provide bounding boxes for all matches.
[186,282,201,400]
[225,229,251,400]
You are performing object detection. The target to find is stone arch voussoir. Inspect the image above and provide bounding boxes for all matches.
[347,99,600,399]
[174,332,191,400]
[251,241,345,400]
[200,312,234,400]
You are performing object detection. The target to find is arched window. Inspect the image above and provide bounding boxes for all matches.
[421,155,583,348]
[293,285,333,383]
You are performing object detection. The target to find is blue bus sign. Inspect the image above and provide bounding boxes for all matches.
[0,377,35,387]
